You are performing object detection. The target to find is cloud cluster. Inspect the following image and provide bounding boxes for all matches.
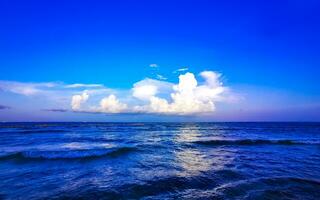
[0,81,111,111]
[70,71,227,115]
[132,71,226,114]
[0,70,229,116]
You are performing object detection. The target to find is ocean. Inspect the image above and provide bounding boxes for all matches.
[0,122,319,199]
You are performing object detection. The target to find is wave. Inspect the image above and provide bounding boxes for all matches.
[52,169,245,199]
[0,147,137,161]
[193,139,319,146]
[213,176,320,200]
[53,174,215,199]
[32,175,320,200]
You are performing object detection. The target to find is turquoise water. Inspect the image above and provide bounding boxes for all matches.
[0,122,320,199]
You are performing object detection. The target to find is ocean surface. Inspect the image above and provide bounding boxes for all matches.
[0,122,320,200]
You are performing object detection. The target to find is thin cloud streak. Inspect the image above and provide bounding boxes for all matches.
[42,108,69,112]
[173,67,189,73]
[64,84,104,88]
[0,105,11,110]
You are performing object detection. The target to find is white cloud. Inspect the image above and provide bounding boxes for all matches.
[200,71,222,87]
[132,78,173,101]
[133,83,158,101]
[149,64,158,68]
[65,83,104,88]
[0,81,107,97]
[134,72,226,114]
[173,67,189,73]
[71,91,89,110]
[99,94,127,113]
[156,74,167,80]
[0,81,57,96]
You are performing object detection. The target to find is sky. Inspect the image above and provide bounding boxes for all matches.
[0,0,320,122]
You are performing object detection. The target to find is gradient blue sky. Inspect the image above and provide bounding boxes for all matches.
[0,0,320,121]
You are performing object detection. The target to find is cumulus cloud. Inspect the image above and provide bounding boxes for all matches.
[71,91,89,110]
[133,71,226,114]
[99,94,127,113]
[132,78,173,101]
[133,83,158,101]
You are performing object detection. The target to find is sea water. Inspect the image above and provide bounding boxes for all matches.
[0,122,319,199]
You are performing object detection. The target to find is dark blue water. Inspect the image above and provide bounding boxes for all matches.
[0,122,320,200]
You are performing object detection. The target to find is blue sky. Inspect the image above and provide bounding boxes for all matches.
[0,0,320,121]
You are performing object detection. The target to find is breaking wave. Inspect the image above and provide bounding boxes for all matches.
[0,147,137,161]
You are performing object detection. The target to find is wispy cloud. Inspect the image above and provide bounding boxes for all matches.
[64,83,104,89]
[0,81,57,96]
[156,74,167,80]
[149,64,158,68]
[173,67,189,73]
[0,81,107,97]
